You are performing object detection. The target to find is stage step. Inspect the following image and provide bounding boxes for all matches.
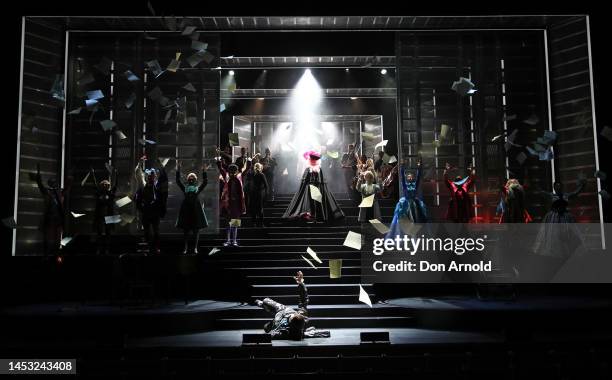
[214,316,414,329]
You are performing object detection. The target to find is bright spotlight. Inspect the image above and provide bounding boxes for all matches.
[258,97,265,100]
[229,70,235,76]
[380,68,388,75]
[350,97,358,100]
[345,68,350,72]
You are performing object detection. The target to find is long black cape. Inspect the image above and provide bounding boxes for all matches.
[282,167,344,221]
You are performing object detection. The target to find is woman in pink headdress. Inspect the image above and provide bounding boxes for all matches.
[282,150,344,222]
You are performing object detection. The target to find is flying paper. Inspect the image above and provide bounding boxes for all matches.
[125,92,136,109]
[87,90,104,100]
[71,212,85,218]
[329,259,342,279]
[100,119,117,132]
[161,158,170,167]
[301,255,317,269]
[359,285,372,307]
[282,168,288,175]
[374,140,388,150]
[343,231,362,250]
[138,138,156,145]
[369,219,390,234]
[114,130,127,140]
[80,171,91,186]
[68,107,82,115]
[183,83,196,92]
[326,151,339,159]
[451,77,476,96]
[115,196,132,208]
[105,215,122,224]
[60,237,73,247]
[209,247,221,256]
[388,156,397,164]
[124,70,140,82]
[309,185,322,203]
[145,60,164,78]
[229,219,242,227]
[228,133,239,146]
[120,213,135,224]
[306,247,323,264]
[358,194,374,208]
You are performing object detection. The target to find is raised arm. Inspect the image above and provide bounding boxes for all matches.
[175,165,185,193]
[197,165,209,194]
[90,167,98,187]
[294,271,309,310]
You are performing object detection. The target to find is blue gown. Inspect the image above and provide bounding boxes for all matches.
[386,166,429,239]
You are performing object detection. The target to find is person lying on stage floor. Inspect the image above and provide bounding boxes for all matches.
[282,151,344,222]
[175,161,209,254]
[245,162,269,227]
[443,162,476,223]
[35,163,72,256]
[496,178,532,223]
[134,158,168,255]
[220,164,245,246]
[91,165,118,255]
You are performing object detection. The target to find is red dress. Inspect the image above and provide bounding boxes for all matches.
[444,173,475,223]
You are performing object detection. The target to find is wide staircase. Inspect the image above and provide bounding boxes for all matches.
[198,191,416,331]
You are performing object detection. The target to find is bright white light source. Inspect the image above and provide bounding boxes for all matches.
[229,70,235,76]
[350,97,358,100]
[380,68,388,75]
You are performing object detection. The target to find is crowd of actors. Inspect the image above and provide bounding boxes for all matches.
[34,141,588,257]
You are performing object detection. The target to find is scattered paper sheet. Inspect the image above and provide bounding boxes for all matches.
[138,138,156,145]
[229,219,241,227]
[228,133,239,146]
[209,247,221,256]
[440,124,450,139]
[105,215,122,224]
[369,219,390,234]
[388,156,397,164]
[80,171,91,186]
[87,90,104,100]
[359,194,374,208]
[60,237,73,247]
[115,196,132,208]
[115,130,127,140]
[125,92,137,109]
[359,285,372,307]
[329,259,342,279]
[167,59,181,73]
[124,70,140,82]
[161,158,170,167]
[282,168,288,175]
[326,151,339,159]
[374,140,388,150]
[71,212,85,218]
[306,247,323,264]
[120,214,135,224]
[343,231,362,250]
[451,77,476,96]
[100,119,117,132]
[301,255,317,269]
[309,185,322,203]
[183,83,196,92]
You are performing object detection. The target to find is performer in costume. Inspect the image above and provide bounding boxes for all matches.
[532,177,588,257]
[443,162,476,223]
[254,271,309,340]
[386,160,428,239]
[175,162,209,254]
[261,147,277,201]
[134,158,168,255]
[220,164,245,246]
[245,162,269,227]
[36,163,71,256]
[283,151,344,222]
[496,178,532,223]
[356,171,381,223]
[341,144,359,200]
[91,166,118,255]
